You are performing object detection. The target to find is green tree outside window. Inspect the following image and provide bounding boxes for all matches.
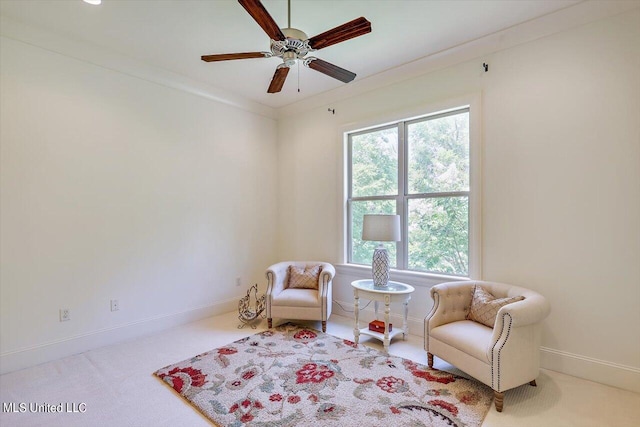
[348,109,470,276]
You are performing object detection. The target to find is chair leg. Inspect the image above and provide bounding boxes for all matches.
[322,321,327,332]
[427,352,434,368]
[494,391,504,412]
[268,318,272,329]
[529,380,537,387]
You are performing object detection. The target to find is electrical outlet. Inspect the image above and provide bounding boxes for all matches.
[236,277,242,287]
[60,308,70,322]
[110,299,119,312]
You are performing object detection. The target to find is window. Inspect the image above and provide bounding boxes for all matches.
[347,107,474,277]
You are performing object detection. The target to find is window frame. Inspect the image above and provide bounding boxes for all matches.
[344,98,481,279]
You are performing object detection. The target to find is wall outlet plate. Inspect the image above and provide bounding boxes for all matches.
[110,299,119,311]
[60,309,70,322]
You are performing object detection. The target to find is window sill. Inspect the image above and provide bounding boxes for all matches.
[335,263,470,288]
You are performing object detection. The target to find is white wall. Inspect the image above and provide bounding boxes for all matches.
[0,36,278,372]
[1,4,638,394]
[277,10,640,392]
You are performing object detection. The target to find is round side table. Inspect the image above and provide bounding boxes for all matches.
[351,279,415,353]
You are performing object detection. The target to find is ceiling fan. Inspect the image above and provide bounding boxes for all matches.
[201,0,372,93]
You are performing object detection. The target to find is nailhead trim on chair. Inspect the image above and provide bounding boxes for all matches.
[423,292,440,351]
[266,265,333,329]
[491,312,513,392]
[265,271,274,321]
[320,270,330,323]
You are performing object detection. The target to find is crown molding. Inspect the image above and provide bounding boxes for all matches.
[0,16,278,120]
[275,0,640,118]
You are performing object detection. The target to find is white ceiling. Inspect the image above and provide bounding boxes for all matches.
[0,0,616,111]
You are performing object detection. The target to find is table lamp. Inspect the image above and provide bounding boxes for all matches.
[362,214,401,287]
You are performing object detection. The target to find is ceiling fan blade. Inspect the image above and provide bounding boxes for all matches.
[201,52,269,62]
[307,17,371,50]
[306,58,356,83]
[238,0,286,41]
[267,66,290,93]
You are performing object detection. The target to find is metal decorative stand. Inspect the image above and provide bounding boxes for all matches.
[238,284,266,329]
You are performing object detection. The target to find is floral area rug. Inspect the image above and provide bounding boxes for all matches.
[154,323,492,427]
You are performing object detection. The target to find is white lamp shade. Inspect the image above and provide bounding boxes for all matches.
[362,214,401,242]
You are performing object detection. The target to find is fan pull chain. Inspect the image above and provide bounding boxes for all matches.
[297,60,300,93]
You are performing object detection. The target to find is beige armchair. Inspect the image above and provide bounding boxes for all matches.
[424,280,550,412]
[266,261,335,332]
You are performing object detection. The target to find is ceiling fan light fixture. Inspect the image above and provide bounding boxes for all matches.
[270,28,311,60]
[282,51,297,67]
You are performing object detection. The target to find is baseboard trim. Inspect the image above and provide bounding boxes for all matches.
[540,346,640,394]
[5,299,637,394]
[333,299,639,394]
[0,298,237,375]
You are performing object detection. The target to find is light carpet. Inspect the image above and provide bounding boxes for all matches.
[154,323,492,426]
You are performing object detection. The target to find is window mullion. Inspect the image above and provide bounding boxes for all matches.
[350,195,398,202]
[397,121,406,270]
[406,191,470,199]
[346,135,353,263]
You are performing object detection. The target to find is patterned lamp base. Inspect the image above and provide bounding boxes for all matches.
[372,246,390,287]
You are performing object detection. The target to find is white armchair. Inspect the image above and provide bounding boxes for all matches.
[424,280,550,412]
[266,261,335,332]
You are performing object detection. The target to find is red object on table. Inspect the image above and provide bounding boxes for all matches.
[369,320,392,333]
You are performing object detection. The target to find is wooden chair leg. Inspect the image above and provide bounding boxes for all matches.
[494,391,504,412]
[267,318,272,329]
[322,321,327,332]
[529,380,537,387]
[427,352,434,368]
